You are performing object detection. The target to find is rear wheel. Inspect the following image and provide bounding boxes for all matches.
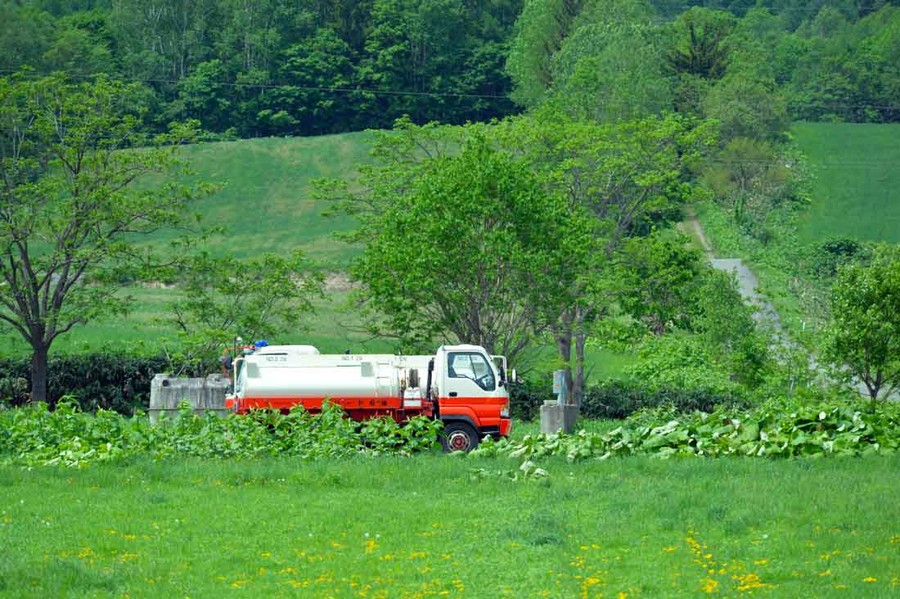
[441,421,479,452]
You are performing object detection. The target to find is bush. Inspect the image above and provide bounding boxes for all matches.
[0,353,218,415]
[581,380,755,420]
[508,378,554,422]
[509,376,754,422]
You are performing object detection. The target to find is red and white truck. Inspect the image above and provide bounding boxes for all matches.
[223,343,512,451]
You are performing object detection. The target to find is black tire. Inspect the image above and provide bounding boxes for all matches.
[441,421,479,453]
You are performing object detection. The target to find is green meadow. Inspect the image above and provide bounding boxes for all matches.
[793,122,900,245]
[171,131,374,266]
[1,456,899,598]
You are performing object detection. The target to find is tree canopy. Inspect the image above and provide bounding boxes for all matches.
[825,244,900,404]
[0,73,207,402]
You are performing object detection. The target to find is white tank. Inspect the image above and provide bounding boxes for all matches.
[235,348,430,400]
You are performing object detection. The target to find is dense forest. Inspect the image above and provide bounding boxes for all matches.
[2,0,898,138]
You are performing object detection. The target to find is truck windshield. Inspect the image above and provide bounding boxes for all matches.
[447,352,495,391]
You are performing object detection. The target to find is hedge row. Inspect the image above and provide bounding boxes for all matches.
[2,353,752,420]
[0,354,217,415]
[510,379,754,422]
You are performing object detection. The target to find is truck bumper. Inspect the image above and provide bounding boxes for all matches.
[499,418,512,437]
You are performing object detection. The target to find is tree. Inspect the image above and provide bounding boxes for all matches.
[506,0,580,109]
[162,251,324,371]
[496,111,716,403]
[0,73,207,403]
[318,120,591,362]
[824,244,900,405]
[615,231,703,336]
[549,21,673,123]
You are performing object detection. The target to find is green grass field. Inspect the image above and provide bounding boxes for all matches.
[170,131,374,267]
[794,122,900,245]
[1,456,899,597]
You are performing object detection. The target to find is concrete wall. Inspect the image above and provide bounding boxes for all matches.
[148,373,232,425]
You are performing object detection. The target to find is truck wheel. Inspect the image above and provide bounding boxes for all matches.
[441,421,479,453]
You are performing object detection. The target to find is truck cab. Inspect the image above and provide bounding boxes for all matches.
[432,345,512,451]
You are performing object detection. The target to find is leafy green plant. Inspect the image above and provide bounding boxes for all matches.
[0,400,442,468]
[470,396,900,462]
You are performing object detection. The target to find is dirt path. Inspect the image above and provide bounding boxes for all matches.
[681,210,883,400]
[681,210,785,337]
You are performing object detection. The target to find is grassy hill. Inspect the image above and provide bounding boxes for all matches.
[1,132,380,357]
[173,131,375,267]
[793,122,900,244]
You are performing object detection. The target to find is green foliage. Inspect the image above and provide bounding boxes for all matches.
[615,231,705,335]
[161,250,325,370]
[0,353,212,414]
[805,238,872,279]
[0,73,209,402]
[580,380,753,420]
[506,0,573,108]
[0,401,442,468]
[323,120,591,360]
[548,20,672,123]
[824,243,900,403]
[472,396,900,461]
[666,7,735,80]
[702,137,796,233]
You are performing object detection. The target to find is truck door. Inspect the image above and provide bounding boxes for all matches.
[444,351,496,397]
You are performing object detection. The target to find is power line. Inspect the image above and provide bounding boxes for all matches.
[0,68,513,102]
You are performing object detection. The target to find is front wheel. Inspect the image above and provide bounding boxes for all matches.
[441,421,480,453]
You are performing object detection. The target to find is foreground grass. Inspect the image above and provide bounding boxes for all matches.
[1,456,899,597]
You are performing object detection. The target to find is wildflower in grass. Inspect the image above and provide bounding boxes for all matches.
[580,575,602,598]
[230,579,249,588]
[701,577,718,593]
[863,577,877,583]
[365,539,378,554]
[819,569,832,577]
[753,559,768,566]
[663,546,677,553]
[260,551,271,558]
[733,572,773,592]
[115,552,139,563]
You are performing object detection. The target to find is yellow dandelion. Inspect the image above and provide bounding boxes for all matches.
[701,577,719,593]
[863,577,877,583]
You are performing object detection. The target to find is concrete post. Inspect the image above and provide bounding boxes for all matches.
[148,373,232,425]
[540,370,580,434]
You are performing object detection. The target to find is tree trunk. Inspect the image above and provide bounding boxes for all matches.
[574,325,586,407]
[30,343,50,404]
